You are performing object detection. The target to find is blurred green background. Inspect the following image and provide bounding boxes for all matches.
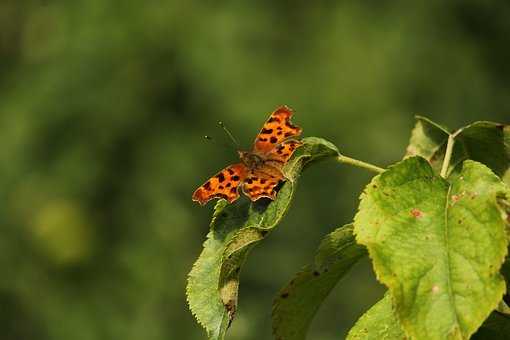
[1,1,509,339]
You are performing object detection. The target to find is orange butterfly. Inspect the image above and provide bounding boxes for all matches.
[192,105,303,205]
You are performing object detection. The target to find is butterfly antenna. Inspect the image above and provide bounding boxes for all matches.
[218,121,240,148]
[204,135,235,151]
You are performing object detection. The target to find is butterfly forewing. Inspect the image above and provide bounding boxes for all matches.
[192,163,248,205]
[253,106,302,154]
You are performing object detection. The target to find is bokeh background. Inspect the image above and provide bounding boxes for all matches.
[1,1,509,339]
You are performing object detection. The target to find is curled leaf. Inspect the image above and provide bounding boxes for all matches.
[187,137,339,339]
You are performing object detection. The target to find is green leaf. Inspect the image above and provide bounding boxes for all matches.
[271,224,366,340]
[346,294,405,340]
[354,156,509,339]
[348,298,510,340]
[187,137,339,340]
[406,117,510,182]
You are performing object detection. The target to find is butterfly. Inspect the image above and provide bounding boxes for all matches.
[192,105,303,205]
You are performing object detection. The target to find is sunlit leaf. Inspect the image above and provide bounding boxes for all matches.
[186,137,339,340]
[346,294,405,340]
[272,224,366,340]
[354,156,509,339]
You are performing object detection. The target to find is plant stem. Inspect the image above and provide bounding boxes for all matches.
[337,154,385,174]
[440,134,455,178]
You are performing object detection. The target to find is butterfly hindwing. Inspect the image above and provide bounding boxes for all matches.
[242,167,284,201]
[264,139,303,168]
[192,163,248,205]
[253,106,302,154]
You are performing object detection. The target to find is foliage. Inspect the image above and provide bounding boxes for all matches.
[187,137,339,339]
[3,2,510,340]
[272,225,365,340]
[188,116,510,339]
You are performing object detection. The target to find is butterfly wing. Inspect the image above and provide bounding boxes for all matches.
[253,105,302,154]
[192,163,248,205]
[263,139,303,169]
[242,166,284,201]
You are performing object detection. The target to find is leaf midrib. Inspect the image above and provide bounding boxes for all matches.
[443,183,461,337]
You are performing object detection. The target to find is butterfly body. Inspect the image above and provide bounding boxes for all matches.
[192,106,303,205]
[239,151,264,169]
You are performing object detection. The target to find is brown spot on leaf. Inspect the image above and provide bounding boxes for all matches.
[411,208,423,218]
[281,293,289,299]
